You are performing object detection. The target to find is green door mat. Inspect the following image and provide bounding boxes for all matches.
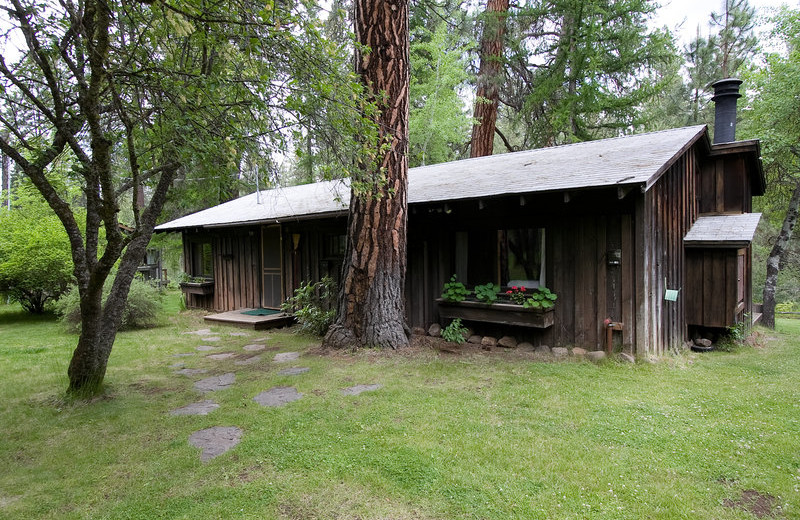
[240,308,282,316]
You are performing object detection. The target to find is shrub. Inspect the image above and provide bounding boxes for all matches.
[0,203,73,313]
[281,276,338,336]
[54,276,163,332]
[441,318,469,344]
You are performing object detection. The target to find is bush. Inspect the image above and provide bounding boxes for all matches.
[281,276,337,336]
[54,276,163,332]
[0,203,73,313]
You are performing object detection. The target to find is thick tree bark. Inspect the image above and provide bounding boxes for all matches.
[322,0,410,350]
[469,0,509,158]
[762,179,800,329]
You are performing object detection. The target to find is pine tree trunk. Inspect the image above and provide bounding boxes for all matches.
[323,0,410,350]
[762,180,800,329]
[469,0,509,158]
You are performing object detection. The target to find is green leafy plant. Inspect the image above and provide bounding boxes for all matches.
[474,282,500,304]
[55,276,163,332]
[523,287,558,310]
[281,276,338,336]
[441,318,469,344]
[441,274,469,303]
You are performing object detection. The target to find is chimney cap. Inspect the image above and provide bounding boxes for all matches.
[712,78,743,101]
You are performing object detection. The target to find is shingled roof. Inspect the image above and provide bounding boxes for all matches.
[156,126,708,231]
[684,213,762,247]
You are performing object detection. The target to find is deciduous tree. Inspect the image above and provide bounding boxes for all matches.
[0,0,363,393]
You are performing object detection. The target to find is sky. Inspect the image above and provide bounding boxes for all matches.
[652,0,796,45]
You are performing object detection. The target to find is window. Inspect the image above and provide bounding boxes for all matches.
[499,228,545,288]
[189,240,213,279]
[456,227,545,288]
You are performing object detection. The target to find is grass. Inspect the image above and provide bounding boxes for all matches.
[1,293,799,519]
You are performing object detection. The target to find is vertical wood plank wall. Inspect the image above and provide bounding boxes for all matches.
[639,148,699,355]
[212,228,261,311]
[548,215,635,351]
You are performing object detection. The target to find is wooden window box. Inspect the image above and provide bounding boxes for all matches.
[436,298,554,328]
[180,281,215,296]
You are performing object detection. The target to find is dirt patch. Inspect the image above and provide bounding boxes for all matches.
[273,352,301,363]
[723,489,781,518]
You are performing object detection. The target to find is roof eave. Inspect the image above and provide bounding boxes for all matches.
[643,125,708,191]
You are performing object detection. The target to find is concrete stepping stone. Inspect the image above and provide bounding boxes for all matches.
[253,386,303,407]
[229,332,249,337]
[278,367,310,376]
[273,352,300,363]
[196,345,217,352]
[188,426,242,462]
[206,352,235,361]
[201,336,221,342]
[173,352,196,357]
[234,355,262,366]
[183,328,212,336]
[341,384,382,396]
[170,362,186,369]
[243,344,265,352]
[175,368,209,377]
[170,400,219,416]
[194,373,236,392]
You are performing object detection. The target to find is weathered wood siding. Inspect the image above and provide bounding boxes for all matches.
[698,154,751,214]
[212,228,261,311]
[548,215,635,351]
[180,227,261,311]
[685,248,749,328]
[637,148,700,356]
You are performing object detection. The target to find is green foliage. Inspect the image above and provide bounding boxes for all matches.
[281,276,338,336]
[523,287,558,310]
[408,22,471,167]
[0,201,73,314]
[503,0,674,148]
[54,276,163,332]
[441,275,469,303]
[441,318,468,344]
[474,282,501,304]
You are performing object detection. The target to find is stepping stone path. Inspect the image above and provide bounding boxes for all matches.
[183,329,212,336]
[273,352,300,363]
[253,386,303,407]
[341,384,382,396]
[234,355,261,366]
[206,352,235,361]
[196,345,217,352]
[194,373,236,392]
[243,344,265,352]
[278,367,310,376]
[189,426,242,462]
[201,336,221,342]
[170,400,220,416]
[175,368,209,377]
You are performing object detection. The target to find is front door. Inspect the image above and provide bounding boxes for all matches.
[261,225,283,309]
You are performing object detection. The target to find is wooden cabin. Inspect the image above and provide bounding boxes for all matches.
[156,124,764,357]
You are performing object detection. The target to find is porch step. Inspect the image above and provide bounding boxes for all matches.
[203,309,295,330]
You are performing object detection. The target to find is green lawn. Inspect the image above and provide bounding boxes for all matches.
[0,294,798,519]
